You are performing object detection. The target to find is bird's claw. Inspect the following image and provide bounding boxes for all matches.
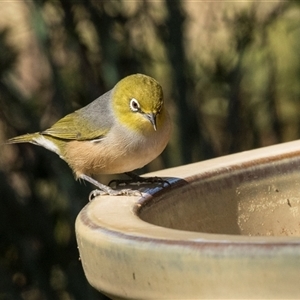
[89,189,105,201]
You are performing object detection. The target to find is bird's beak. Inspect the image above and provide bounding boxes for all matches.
[145,113,157,131]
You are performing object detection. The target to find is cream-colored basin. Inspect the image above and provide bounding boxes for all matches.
[75,141,300,299]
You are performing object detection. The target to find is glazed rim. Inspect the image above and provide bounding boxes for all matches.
[78,140,300,248]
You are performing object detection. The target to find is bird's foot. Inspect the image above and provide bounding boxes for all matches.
[79,174,142,200]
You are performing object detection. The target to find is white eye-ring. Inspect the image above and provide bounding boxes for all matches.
[129,98,140,112]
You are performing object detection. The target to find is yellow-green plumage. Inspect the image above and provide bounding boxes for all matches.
[7,74,172,196]
[8,133,40,144]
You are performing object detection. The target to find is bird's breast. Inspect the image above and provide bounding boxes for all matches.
[63,120,171,176]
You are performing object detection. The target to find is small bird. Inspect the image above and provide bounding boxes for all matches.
[7,74,172,196]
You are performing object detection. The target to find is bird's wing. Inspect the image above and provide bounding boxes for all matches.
[42,111,110,141]
[42,90,114,141]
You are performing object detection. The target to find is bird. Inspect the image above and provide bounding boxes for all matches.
[7,74,172,196]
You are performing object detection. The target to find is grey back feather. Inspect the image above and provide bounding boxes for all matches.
[76,89,115,130]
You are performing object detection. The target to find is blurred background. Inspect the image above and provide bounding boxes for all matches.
[1,1,300,299]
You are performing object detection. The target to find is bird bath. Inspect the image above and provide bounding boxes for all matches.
[75,141,300,299]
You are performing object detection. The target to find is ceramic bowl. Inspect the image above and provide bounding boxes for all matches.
[76,141,300,299]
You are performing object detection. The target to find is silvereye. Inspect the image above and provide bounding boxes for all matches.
[7,74,172,196]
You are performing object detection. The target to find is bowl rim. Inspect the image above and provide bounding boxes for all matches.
[77,140,300,248]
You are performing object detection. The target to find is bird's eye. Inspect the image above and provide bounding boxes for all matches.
[130,98,140,112]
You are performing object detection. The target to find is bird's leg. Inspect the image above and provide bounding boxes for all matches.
[78,174,142,200]
[109,171,170,187]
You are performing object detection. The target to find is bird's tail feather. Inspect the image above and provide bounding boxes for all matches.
[7,133,61,155]
[6,133,40,144]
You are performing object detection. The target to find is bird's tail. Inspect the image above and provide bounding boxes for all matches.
[6,133,40,144]
[7,133,61,156]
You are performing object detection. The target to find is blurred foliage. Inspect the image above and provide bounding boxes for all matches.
[1,0,300,299]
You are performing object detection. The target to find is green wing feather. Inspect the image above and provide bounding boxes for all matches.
[43,90,113,140]
[42,111,110,141]
[8,91,113,143]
